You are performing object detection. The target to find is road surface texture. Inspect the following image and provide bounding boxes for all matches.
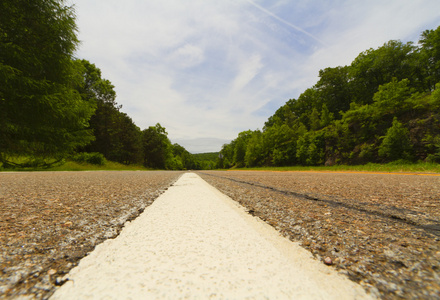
[198,170,440,299]
[0,171,183,299]
[50,173,371,299]
[0,170,438,299]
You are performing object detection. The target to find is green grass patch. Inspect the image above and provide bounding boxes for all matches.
[0,160,151,172]
[232,162,440,173]
[49,161,150,171]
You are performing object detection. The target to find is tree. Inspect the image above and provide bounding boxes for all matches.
[244,130,264,167]
[172,143,198,170]
[418,26,440,90]
[378,118,413,161]
[320,104,334,128]
[372,78,413,115]
[75,60,144,165]
[350,40,416,105]
[142,123,172,169]
[111,113,142,165]
[0,0,95,166]
[233,130,253,167]
[309,107,321,131]
[315,66,352,118]
[76,60,118,158]
[264,124,298,166]
[222,26,440,168]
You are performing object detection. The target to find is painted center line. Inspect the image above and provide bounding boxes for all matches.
[51,173,372,299]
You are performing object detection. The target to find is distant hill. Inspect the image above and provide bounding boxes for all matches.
[192,152,219,169]
[193,152,219,161]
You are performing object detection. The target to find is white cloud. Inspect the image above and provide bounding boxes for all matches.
[231,54,263,93]
[167,44,205,69]
[71,0,440,153]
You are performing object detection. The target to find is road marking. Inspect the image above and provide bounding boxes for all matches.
[51,173,373,299]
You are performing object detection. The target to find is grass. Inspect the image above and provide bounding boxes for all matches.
[231,162,440,174]
[49,161,151,171]
[0,160,152,172]
[1,157,439,173]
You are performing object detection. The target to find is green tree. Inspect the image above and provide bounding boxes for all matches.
[111,113,142,165]
[75,60,144,165]
[232,130,253,167]
[244,130,264,167]
[0,0,95,166]
[294,88,320,127]
[264,99,297,129]
[172,143,198,170]
[76,60,118,158]
[309,107,321,131]
[142,123,172,169]
[296,134,310,165]
[218,143,235,168]
[350,40,416,105]
[320,104,334,128]
[418,26,440,90]
[264,123,299,166]
[378,118,413,161]
[315,66,352,118]
[372,78,412,114]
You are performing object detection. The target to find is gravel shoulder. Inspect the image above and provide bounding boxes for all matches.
[198,170,440,299]
[0,171,183,299]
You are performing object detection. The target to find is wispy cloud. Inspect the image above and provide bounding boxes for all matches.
[231,54,263,93]
[245,0,328,46]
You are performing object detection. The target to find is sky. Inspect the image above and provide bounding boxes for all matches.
[69,0,440,153]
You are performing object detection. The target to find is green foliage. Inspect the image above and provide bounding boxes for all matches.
[296,132,325,166]
[378,118,413,161]
[418,27,440,90]
[430,82,440,108]
[320,104,334,128]
[142,123,172,169]
[0,0,95,167]
[349,40,417,104]
[192,152,219,162]
[221,26,440,169]
[71,152,106,165]
[372,78,412,114]
[75,60,143,165]
[171,143,201,170]
[315,66,351,117]
[245,130,264,167]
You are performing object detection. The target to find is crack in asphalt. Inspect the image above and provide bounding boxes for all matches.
[199,172,440,237]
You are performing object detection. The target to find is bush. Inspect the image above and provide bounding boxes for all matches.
[72,152,106,165]
[378,118,413,161]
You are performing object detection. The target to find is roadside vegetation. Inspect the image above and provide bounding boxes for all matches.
[232,162,440,174]
[0,1,199,171]
[218,26,440,171]
[1,1,439,172]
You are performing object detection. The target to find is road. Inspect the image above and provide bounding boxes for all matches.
[51,173,371,299]
[198,170,440,299]
[1,170,439,299]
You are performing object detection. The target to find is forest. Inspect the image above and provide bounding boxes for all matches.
[0,0,206,170]
[2,1,440,170]
[218,26,440,168]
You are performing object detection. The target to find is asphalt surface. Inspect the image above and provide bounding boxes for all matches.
[50,173,372,299]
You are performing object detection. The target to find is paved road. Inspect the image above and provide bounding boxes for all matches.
[198,170,440,298]
[51,173,371,299]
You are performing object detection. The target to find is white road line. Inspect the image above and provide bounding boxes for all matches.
[51,173,373,299]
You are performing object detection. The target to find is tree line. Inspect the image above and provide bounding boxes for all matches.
[0,0,202,170]
[218,26,440,168]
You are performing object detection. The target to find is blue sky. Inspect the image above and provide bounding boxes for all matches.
[70,0,440,153]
